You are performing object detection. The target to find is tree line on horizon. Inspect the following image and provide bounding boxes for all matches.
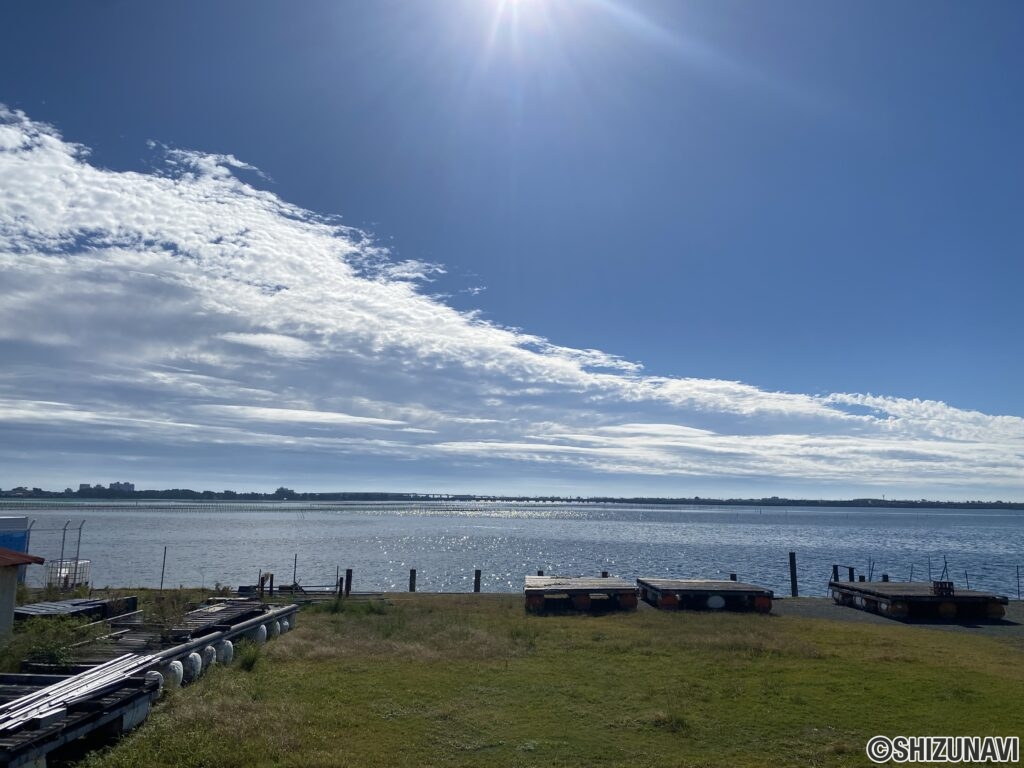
[0,485,1021,509]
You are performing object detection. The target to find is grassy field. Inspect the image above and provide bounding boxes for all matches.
[79,594,1022,768]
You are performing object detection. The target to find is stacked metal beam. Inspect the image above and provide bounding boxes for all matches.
[0,653,158,733]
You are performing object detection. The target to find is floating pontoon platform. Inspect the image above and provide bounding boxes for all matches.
[637,578,773,613]
[828,580,1008,621]
[524,576,638,613]
[15,596,138,622]
[0,601,299,766]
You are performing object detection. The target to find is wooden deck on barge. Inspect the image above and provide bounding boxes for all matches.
[828,580,1008,621]
[637,578,773,613]
[524,576,638,613]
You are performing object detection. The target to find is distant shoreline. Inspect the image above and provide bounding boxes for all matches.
[1,490,1021,510]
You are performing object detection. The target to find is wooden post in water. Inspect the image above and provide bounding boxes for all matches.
[1017,565,1020,601]
[473,569,481,593]
[858,575,866,582]
[831,564,839,582]
[269,573,274,597]
[847,566,855,582]
[537,569,544,577]
[293,553,298,586]
[409,568,417,592]
[336,566,341,597]
[601,571,609,578]
[159,546,167,594]
[729,573,737,582]
[788,552,798,597]
[881,573,889,582]
[345,568,353,597]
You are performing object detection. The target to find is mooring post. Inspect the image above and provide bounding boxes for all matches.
[1017,565,1020,601]
[847,566,855,582]
[293,553,297,586]
[601,571,609,578]
[729,573,737,582]
[881,573,889,582]
[473,569,481,593]
[788,552,798,597]
[537,569,544,577]
[409,568,417,592]
[258,569,263,598]
[345,568,353,597]
[269,573,274,597]
[858,575,866,582]
[336,566,341,597]
[831,564,839,582]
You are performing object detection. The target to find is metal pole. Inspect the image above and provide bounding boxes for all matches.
[293,553,297,586]
[1017,565,1020,601]
[58,521,70,590]
[159,546,167,594]
[22,520,35,587]
[72,521,85,589]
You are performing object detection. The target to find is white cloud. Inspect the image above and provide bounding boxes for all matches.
[1,106,1022,497]
[197,405,405,428]
[218,333,318,359]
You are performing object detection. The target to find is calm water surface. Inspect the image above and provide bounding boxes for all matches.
[7,502,1023,597]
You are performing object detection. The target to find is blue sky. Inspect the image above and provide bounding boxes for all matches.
[1,1,1022,498]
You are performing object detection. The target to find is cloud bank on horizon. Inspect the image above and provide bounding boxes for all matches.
[1,108,1022,497]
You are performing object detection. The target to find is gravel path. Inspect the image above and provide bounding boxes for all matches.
[771,597,1024,650]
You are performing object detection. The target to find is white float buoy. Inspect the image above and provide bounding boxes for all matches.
[165,660,184,688]
[280,618,290,633]
[145,670,164,693]
[183,652,203,683]
[217,640,234,664]
[202,645,217,669]
[270,620,281,638]
[252,624,268,645]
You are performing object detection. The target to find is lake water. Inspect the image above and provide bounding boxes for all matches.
[6,501,1023,598]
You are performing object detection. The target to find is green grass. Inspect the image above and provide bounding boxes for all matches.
[80,595,1024,768]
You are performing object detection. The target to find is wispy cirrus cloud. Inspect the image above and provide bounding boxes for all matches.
[1,106,1022,496]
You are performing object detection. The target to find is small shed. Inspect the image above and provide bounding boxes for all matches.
[0,547,45,635]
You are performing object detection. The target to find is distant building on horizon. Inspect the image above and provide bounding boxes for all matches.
[109,481,135,492]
